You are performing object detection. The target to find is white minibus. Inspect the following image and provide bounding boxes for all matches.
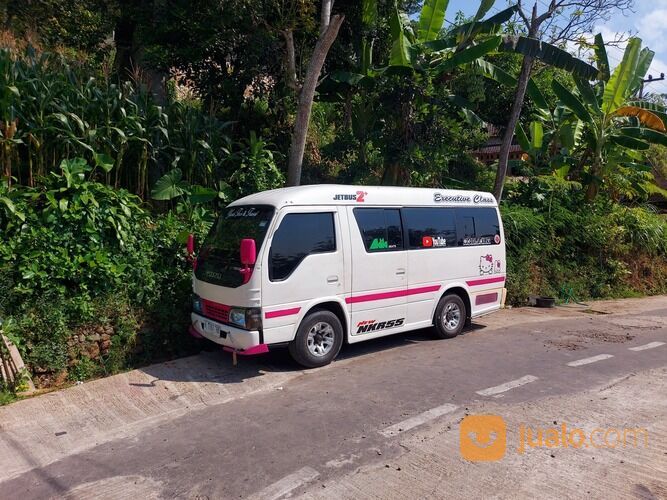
[189,185,506,367]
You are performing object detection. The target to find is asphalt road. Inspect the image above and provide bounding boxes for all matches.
[1,298,666,499]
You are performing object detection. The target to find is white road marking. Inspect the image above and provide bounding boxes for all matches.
[629,341,665,351]
[379,403,459,437]
[475,375,539,396]
[566,354,614,367]
[248,467,319,500]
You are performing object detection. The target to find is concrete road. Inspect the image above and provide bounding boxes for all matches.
[0,296,666,499]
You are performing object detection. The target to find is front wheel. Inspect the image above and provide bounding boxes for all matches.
[288,310,344,368]
[433,294,467,339]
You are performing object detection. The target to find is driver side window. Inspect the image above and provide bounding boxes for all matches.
[269,212,336,281]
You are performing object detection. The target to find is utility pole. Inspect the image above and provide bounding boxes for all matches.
[639,73,665,99]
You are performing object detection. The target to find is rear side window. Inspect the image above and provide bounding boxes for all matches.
[353,208,403,252]
[402,208,457,249]
[455,207,500,246]
[269,213,336,281]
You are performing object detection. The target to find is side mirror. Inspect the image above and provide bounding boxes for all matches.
[186,233,195,256]
[240,238,257,266]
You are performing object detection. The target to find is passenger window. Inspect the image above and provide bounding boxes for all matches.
[353,208,403,252]
[402,207,457,249]
[269,213,336,281]
[455,207,500,246]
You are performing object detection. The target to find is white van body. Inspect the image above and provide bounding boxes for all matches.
[190,185,506,365]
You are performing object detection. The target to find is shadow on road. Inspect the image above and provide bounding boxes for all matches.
[135,322,488,386]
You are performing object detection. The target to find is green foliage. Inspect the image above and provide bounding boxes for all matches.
[227,132,285,199]
[0,160,211,385]
[0,48,237,198]
[501,180,667,305]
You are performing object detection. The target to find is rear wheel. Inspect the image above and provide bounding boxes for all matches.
[433,294,466,339]
[288,310,343,368]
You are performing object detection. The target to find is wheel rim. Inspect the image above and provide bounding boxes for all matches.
[307,322,335,357]
[442,302,461,332]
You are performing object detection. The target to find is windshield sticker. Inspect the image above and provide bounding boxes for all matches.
[227,207,260,218]
[479,254,494,275]
[370,238,388,250]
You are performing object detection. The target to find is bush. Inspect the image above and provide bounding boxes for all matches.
[0,159,211,386]
[501,181,667,305]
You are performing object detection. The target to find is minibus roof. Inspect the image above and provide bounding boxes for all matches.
[229,185,498,209]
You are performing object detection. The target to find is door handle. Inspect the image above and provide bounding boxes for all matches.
[327,275,339,283]
[396,268,406,275]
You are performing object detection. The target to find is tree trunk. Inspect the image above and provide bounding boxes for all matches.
[282,30,299,92]
[286,14,344,186]
[492,55,534,202]
[113,5,137,80]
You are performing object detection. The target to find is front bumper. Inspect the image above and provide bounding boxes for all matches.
[190,312,261,350]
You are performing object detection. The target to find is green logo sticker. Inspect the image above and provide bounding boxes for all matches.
[370,238,388,250]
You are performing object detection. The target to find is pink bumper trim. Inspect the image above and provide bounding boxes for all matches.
[345,285,441,304]
[466,276,505,287]
[188,325,204,339]
[265,307,301,319]
[223,344,269,356]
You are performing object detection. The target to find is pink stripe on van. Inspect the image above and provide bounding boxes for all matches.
[466,276,505,287]
[265,307,301,319]
[345,285,441,304]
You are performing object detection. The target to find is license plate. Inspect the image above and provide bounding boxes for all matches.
[203,320,220,335]
[202,320,228,338]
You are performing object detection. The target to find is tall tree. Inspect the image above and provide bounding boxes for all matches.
[492,0,633,202]
[286,0,344,186]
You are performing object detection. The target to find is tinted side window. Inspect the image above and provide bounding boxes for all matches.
[402,208,457,249]
[455,207,500,246]
[353,208,403,252]
[269,213,336,281]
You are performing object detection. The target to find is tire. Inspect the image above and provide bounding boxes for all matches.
[433,294,467,339]
[288,310,344,368]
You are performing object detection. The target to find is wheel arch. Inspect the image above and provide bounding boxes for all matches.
[302,300,349,342]
[437,285,472,322]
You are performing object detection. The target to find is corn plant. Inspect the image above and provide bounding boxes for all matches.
[0,48,235,199]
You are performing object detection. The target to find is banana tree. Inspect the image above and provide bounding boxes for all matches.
[550,36,667,200]
[329,0,517,184]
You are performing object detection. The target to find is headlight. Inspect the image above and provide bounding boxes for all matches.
[192,294,202,314]
[245,308,262,330]
[228,307,262,330]
[229,308,246,328]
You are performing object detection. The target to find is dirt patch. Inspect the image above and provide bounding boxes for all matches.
[602,316,665,329]
[544,339,586,351]
[543,328,635,351]
[579,308,610,315]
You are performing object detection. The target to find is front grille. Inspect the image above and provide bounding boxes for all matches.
[202,299,230,323]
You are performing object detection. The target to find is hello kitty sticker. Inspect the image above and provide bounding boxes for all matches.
[479,254,502,275]
[479,254,493,275]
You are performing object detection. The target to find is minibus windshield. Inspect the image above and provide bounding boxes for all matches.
[195,205,274,288]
